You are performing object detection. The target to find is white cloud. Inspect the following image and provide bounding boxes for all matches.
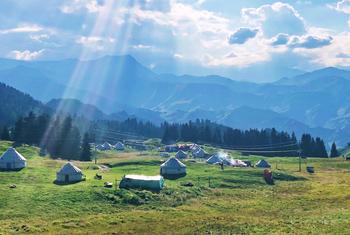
[0,23,43,34]
[60,0,103,14]
[29,34,50,42]
[242,2,306,37]
[76,36,115,51]
[328,0,350,14]
[174,53,184,59]
[9,49,44,61]
[132,44,153,50]
[295,32,350,67]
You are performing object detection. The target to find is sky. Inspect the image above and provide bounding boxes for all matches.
[0,0,350,82]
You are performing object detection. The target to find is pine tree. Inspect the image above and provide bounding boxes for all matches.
[80,133,92,161]
[315,137,328,158]
[13,117,24,144]
[330,142,338,158]
[0,126,11,140]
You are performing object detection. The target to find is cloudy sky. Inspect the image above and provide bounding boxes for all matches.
[1,0,350,81]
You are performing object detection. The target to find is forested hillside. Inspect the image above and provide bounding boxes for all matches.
[0,83,45,126]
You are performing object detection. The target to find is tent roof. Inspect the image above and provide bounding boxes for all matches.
[255,159,271,167]
[206,153,231,165]
[0,148,26,162]
[161,157,186,168]
[193,148,206,155]
[124,174,162,181]
[57,162,82,175]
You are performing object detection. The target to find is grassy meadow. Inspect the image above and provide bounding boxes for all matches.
[0,141,350,234]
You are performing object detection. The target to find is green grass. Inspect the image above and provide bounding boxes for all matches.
[0,141,350,234]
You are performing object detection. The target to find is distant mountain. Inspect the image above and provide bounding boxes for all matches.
[1,55,350,146]
[46,98,165,124]
[275,67,350,86]
[0,82,45,126]
[46,99,108,120]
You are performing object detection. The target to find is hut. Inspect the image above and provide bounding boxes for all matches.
[192,148,206,158]
[206,153,231,165]
[0,148,27,170]
[255,159,271,168]
[119,175,164,191]
[56,162,84,184]
[114,142,125,151]
[175,150,187,159]
[160,157,186,179]
[97,142,113,151]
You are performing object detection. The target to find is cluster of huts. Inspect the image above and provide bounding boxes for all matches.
[0,143,271,191]
[95,142,125,151]
[0,147,85,184]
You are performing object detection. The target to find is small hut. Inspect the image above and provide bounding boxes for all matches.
[160,157,186,179]
[96,142,113,151]
[192,148,206,158]
[0,148,27,170]
[255,159,271,168]
[119,175,164,191]
[206,153,231,165]
[56,162,84,184]
[114,142,125,151]
[175,150,187,159]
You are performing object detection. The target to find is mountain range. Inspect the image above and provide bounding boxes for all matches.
[0,55,350,146]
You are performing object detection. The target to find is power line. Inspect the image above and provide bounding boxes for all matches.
[229,143,299,151]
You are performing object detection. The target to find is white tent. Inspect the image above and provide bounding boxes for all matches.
[192,148,206,158]
[255,159,271,168]
[230,159,247,167]
[175,150,187,159]
[0,148,27,170]
[56,162,84,183]
[206,153,231,165]
[114,142,125,151]
[97,142,113,151]
[160,157,186,178]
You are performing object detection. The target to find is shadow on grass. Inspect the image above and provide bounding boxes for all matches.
[53,179,86,186]
[0,168,25,172]
[106,160,161,168]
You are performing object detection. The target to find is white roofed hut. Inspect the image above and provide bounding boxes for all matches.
[175,150,188,159]
[192,148,207,158]
[206,152,232,166]
[96,142,113,151]
[114,142,125,151]
[55,162,85,184]
[0,148,27,171]
[255,159,271,168]
[160,157,186,179]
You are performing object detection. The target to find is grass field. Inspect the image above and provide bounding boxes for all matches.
[0,141,350,234]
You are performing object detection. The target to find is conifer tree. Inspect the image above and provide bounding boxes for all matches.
[80,133,92,161]
[330,142,338,158]
[0,126,11,140]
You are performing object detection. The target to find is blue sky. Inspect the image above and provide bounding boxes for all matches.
[0,0,350,81]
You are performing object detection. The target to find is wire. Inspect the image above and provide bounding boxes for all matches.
[229,143,299,151]
[227,140,298,148]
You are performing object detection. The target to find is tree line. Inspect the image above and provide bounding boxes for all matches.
[0,114,339,158]
[1,112,92,161]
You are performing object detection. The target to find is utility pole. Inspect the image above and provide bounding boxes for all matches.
[298,150,301,172]
[94,144,97,164]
